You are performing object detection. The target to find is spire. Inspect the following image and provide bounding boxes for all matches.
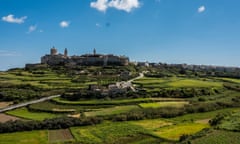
[64,48,68,57]
[93,48,96,55]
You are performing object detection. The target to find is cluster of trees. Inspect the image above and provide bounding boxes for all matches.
[108,97,240,122]
[139,88,221,98]
[0,116,102,133]
[0,88,41,102]
[223,83,240,91]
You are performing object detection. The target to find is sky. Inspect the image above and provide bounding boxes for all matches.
[0,0,240,70]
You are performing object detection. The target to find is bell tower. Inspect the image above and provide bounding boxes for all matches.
[50,46,57,55]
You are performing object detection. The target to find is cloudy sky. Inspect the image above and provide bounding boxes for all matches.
[0,0,240,70]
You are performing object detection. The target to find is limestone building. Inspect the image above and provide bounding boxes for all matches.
[41,47,129,66]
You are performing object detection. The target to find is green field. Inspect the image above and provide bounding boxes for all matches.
[0,130,48,144]
[218,77,240,83]
[130,119,172,130]
[6,107,61,120]
[133,77,223,88]
[139,101,189,108]
[84,105,140,117]
[170,108,240,123]
[52,97,184,105]
[191,130,240,144]
[154,123,209,141]
[70,122,162,144]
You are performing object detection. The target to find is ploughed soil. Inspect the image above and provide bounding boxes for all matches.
[0,102,13,109]
[0,113,20,123]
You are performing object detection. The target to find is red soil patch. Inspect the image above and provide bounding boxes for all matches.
[0,113,20,123]
[0,102,13,109]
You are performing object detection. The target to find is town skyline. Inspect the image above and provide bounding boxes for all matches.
[1,0,240,70]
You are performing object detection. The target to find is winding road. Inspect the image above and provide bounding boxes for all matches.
[0,95,60,113]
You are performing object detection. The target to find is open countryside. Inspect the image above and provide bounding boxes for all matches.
[1,0,240,144]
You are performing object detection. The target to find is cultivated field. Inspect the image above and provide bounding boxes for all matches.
[0,130,48,144]
[153,123,209,141]
[84,105,140,117]
[6,107,61,120]
[0,102,12,109]
[70,122,162,144]
[191,130,240,144]
[48,129,74,143]
[0,113,20,123]
[139,101,189,108]
[133,77,223,89]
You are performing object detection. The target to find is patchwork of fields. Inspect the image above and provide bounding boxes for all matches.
[1,71,240,144]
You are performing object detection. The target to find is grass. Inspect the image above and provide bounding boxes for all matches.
[48,129,74,143]
[169,108,240,123]
[70,121,160,144]
[52,97,184,105]
[130,119,172,130]
[84,105,140,117]
[154,123,210,141]
[218,111,240,131]
[218,77,240,83]
[139,101,189,108]
[0,130,48,144]
[6,107,61,121]
[191,130,240,144]
[133,77,223,89]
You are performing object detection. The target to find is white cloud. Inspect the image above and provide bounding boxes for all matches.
[27,25,37,33]
[198,6,205,13]
[90,0,140,13]
[108,0,140,12]
[60,21,70,28]
[0,50,21,57]
[96,23,101,27]
[91,0,108,12]
[2,14,27,24]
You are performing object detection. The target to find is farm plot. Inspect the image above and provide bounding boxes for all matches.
[48,129,74,143]
[6,107,61,121]
[130,118,172,130]
[70,122,162,144]
[133,77,223,89]
[191,130,240,144]
[0,102,13,109]
[0,113,20,123]
[170,108,240,123]
[139,101,189,109]
[0,130,48,144]
[154,123,209,141]
[84,105,140,117]
[52,97,184,105]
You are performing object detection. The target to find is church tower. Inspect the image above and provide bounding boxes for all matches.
[64,48,68,57]
[50,46,57,55]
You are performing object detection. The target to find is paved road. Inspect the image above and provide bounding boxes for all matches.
[127,73,144,83]
[0,95,60,113]
[126,72,144,91]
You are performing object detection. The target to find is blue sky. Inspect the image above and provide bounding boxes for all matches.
[0,0,240,70]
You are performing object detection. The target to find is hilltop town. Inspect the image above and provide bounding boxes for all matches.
[41,47,129,66]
